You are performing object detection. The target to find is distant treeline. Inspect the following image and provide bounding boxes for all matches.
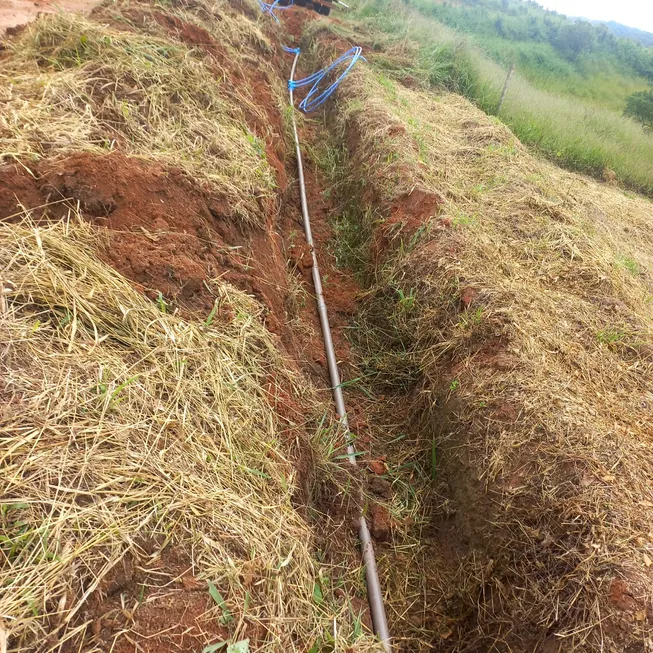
[408,0,653,81]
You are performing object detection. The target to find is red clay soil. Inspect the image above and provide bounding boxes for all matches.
[0,147,360,396]
[0,148,338,649]
[0,0,101,35]
[370,185,444,264]
[80,546,232,653]
[0,152,297,341]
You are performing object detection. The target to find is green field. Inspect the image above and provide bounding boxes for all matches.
[348,0,653,195]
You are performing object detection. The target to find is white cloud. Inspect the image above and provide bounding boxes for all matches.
[538,0,653,33]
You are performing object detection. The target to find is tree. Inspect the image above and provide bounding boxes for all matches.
[555,21,594,61]
[624,89,653,130]
[494,16,506,38]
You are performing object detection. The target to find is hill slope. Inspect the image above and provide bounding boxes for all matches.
[591,19,653,47]
[346,0,653,196]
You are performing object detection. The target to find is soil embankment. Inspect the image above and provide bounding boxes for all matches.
[0,0,101,35]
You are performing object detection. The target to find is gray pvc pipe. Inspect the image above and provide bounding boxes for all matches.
[289,52,392,652]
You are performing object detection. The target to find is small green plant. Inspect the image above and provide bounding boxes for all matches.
[452,209,477,227]
[0,503,31,561]
[596,327,626,346]
[396,287,417,312]
[57,309,72,327]
[378,74,398,100]
[156,291,167,313]
[616,254,640,275]
[459,306,484,329]
[414,132,427,161]
[93,370,139,410]
[205,301,219,327]
[312,580,324,605]
[245,130,265,158]
[449,379,460,392]
[207,581,233,625]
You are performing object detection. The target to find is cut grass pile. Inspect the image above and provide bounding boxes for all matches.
[0,214,382,651]
[332,65,653,650]
[0,2,278,225]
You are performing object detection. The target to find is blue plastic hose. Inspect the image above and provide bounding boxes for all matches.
[285,46,364,112]
[258,0,293,23]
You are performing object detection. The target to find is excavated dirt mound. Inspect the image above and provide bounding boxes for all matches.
[332,61,653,652]
[0,152,296,339]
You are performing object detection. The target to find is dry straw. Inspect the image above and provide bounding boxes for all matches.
[335,66,653,650]
[0,0,282,225]
[0,214,383,651]
[0,0,388,648]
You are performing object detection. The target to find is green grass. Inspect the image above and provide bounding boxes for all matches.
[476,36,650,112]
[348,0,653,196]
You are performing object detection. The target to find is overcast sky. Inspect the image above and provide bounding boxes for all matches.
[538,0,653,33]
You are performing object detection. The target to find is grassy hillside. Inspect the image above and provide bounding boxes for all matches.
[413,0,653,106]
[598,20,653,48]
[347,0,653,196]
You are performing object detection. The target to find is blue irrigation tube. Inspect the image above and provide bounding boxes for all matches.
[286,47,392,652]
[288,46,365,112]
[258,0,293,23]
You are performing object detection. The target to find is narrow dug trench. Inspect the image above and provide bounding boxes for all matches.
[279,16,453,650]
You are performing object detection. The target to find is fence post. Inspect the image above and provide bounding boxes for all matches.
[496,63,515,115]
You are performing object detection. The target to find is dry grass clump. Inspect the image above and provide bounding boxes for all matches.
[0,4,278,225]
[335,67,653,651]
[0,214,383,651]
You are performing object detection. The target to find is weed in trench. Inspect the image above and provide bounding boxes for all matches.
[285,270,308,320]
[205,300,219,326]
[156,291,168,313]
[452,209,477,228]
[395,287,416,313]
[245,130,265,159]
[458,306,484,329]
[330,208,374,274]
[207,580,234,625]
[306,139,343,182]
